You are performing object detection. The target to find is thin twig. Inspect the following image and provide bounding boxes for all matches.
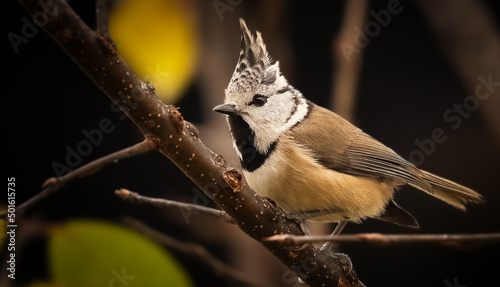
[116,188,233,224]
[96,0,109,38]
[419,0,500,147]
[264,233,500,248]
[124,217,271,287]
[331,0,369,123]
[8,140,155,217]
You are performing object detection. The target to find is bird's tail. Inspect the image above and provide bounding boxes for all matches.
[414,170,485,210]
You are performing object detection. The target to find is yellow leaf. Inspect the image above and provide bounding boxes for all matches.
[109,0,199,103]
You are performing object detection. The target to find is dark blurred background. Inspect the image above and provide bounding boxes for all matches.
[2,0,500,286]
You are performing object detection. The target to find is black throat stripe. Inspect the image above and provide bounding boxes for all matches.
[228,115,276,172]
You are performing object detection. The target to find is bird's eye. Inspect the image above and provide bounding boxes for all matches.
[251,94,267,107]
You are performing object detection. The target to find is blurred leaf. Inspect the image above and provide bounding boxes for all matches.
[33,220,192,287]
[109,0,199,103]
[29,283,66,287]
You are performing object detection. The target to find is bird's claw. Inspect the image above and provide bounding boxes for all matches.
[320,248,353,277]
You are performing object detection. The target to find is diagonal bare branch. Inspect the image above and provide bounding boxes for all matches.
[419,0,500,147]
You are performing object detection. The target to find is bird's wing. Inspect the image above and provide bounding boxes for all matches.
[290,103,433,193]
[341,132,433,193]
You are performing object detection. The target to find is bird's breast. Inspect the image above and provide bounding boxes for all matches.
[243,135,394,223]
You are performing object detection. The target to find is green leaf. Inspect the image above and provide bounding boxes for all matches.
[38,220,193,287]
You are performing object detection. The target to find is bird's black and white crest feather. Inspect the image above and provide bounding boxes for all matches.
[223,19,308,160]
[227,19,281,95]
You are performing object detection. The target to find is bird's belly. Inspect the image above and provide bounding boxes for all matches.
[243,141,394,223]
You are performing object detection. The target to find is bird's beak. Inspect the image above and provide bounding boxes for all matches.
[213,104,238,116]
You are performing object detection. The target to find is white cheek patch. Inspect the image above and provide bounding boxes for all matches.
[244,117,276,154]
[283,95,308,131]
[246,93,308,154]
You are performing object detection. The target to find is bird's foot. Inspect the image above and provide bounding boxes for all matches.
[322,249,353,277]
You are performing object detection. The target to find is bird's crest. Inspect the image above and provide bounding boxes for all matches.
[227,19,282,94]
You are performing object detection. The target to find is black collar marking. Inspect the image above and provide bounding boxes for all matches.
[228,115,277,172]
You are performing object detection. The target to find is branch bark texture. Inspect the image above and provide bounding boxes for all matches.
[17,0,363,285]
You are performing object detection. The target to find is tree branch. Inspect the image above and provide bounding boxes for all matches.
[264,233,500,248]
[16,0,364,285]
[116,188,233,224]
[124,217,272,287]
[330,0,369,122]
[96,0,109,38]
[11,140,154,217]
[418,0,500,146]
